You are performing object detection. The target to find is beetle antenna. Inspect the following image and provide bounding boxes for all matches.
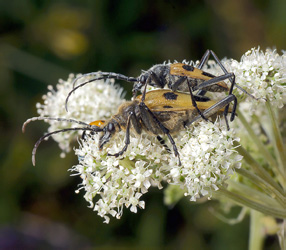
[66,73,138,112]
[32,127,94,166]
[22,117,91,133]
[72,72,102,88]
[65,77,107,112]
[71,72,138,89]
[235,84,266,101]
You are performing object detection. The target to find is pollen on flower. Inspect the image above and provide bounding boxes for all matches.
[36,73,125,154]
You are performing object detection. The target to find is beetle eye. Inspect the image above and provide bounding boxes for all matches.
[107,123,115,132]
[139,75,146,83]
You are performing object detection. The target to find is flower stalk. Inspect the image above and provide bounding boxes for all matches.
[235,168,286,208]
[249,211,264,250]
[215,187,286,219]
[234,142,284,195]
[266,99,286,187]
[236,108,278,172]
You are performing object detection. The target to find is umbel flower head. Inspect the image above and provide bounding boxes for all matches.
[230,47,286,108]
[29,47,286,228]
[68,48,286,224]
[71,120,242,223]
[36,73,125,157]
[205,47,286,109]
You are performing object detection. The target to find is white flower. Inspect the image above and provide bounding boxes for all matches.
[202,48,286,144]
[36,73,125,156]
[205,47,286,110]
[71,119,241,223]
[230,48,286,108]
[71,131,168,223]
[166,121,242,201]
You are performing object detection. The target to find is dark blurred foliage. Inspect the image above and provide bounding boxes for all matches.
[0,0,284,249]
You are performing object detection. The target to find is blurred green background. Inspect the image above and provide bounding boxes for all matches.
[0,0,284,249]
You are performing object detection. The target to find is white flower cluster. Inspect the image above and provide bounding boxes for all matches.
[36,73,125,156]
[167,122,242,201]
[206,48,286,109]
[72,131,166,223]
[71,120,242,223]
[33,58,252,223]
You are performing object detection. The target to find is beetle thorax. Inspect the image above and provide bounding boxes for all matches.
[139,64,170,89]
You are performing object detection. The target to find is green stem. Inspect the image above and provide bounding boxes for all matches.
[215,188,286,219]
[237,108,278,172]
[235,142,284,195]
[209,206,248,225]
[278,219,285,250]
[249,210,264,250]
[227,180,283,209]
[236,168,286,208]
[265,101,286,189]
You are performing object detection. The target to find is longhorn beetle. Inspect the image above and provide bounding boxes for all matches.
[65,50,253,127]
[23,89,236,166]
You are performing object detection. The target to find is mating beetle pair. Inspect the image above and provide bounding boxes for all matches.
[66,50,240,125]
[24,50,250,165]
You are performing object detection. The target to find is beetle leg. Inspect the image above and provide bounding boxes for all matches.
[185,94,237,130]
[185,78,210,122]
[170,77,210,122]
[170,76,186,92]
[198,50,258,100]
[156,135,171,153]
[206,50,236,97]
[203,50,237,125]
[197,49,211,69]
[139,102,181,165]
[195,50,237,124]
[140,71,162,102]
[193,72,235,123]
[196,50,221,96]
[193,73,234,92]
[107,112,133,157]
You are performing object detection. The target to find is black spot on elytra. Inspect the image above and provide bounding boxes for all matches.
[193,96,210,102]
[163,105,173,108]
[182,65,194,71]
[202,71,215,78]
[163,92,178,100]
